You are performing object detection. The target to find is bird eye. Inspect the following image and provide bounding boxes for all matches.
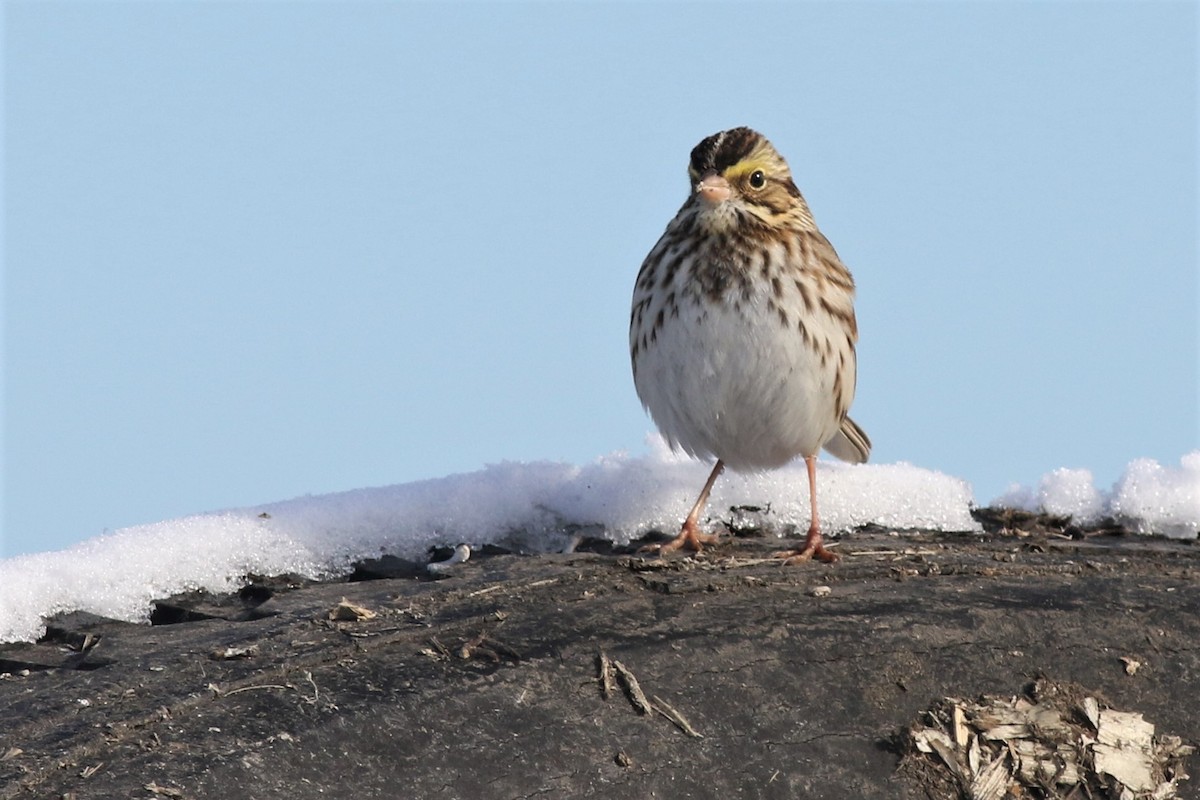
[749,170,766,189]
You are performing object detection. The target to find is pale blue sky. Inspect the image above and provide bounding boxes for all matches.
[4,1,1197,557]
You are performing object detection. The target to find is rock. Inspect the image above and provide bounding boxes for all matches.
[0,526,1197,799]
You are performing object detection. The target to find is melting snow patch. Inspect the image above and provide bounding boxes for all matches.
[994,452,1199,538]
[0,442,974,643]
[2,444,1194,644]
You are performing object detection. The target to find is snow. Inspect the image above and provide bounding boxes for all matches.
[993,452,1199,538]
[1,442,1197,644]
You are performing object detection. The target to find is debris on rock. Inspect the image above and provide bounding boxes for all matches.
[598,650,703,738]
[901,679,1194,799]
[209,644,259,660]
[327,598,377,622]
[426,544,471,575]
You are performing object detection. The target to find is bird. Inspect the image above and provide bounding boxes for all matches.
[629,126,869,564]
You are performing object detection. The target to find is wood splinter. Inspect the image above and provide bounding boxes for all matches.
[598,651,702,737]
[611,659,653,716]
[597,651,614,699]
[652,694,703,738]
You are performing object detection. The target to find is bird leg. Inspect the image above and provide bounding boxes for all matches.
[773,455,839,565]
[641,460,725,555]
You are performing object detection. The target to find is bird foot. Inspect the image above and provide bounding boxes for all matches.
[772,527,839,565]
[639,522,719,556]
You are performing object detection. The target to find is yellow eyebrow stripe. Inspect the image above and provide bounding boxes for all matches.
[723,159,771,181]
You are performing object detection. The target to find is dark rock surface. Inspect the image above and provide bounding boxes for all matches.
[1,519,1198,799]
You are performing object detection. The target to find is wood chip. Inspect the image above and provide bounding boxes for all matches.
[1094,710,1155,791]
[328,598,377,622]
[210,645,258,660]
[912,727,953,755]
[969,753,1011,800]
[610,659,652,716]
[952,704,969,748]
[974,697,1068,741]
[907,682,1191,800]
[929,736,966,782]
[914,729,966,780]
[1081,696,1100,730]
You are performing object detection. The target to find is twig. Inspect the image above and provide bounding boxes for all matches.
[481,636,521,660]
[652,695,703,738]
[219,686,289,695]
[303,671,320,704]
[611,659,652,716]
[597,651,613,699]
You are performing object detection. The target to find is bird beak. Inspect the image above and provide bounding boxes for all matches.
[695,173,732,205]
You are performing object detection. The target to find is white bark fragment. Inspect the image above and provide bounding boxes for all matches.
[1094,710,1156,792]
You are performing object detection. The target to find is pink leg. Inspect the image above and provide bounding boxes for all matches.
[641,460,725,555]
[773,455,839,565]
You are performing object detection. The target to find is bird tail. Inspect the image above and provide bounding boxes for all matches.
[823,416,871,464]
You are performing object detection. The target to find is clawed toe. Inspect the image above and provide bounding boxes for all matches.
[772,528,840,565]
[639,527,719,556]
[773,546,840,565]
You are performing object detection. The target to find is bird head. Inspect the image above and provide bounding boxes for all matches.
[685,127,810,233]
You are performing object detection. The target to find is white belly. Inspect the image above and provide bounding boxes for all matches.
[633,279,850,471]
